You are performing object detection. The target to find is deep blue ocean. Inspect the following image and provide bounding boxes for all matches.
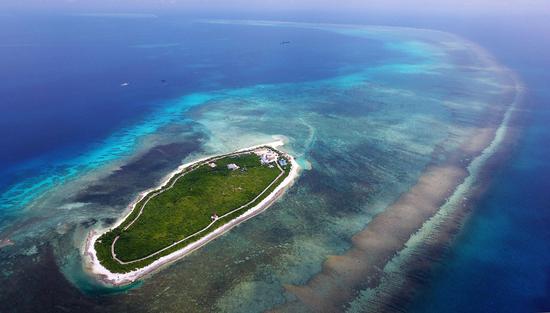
[0,11,549,313]
[0,14,385,213]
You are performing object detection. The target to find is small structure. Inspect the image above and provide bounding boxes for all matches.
[260,152,278,165]
[208,162,217,168]
[255,148,279,165]
[227,163,240,170]
[210,213,219,221]
[279,159,288,167]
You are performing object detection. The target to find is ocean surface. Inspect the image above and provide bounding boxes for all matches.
[406,16,550,313]
[0,12,548,313]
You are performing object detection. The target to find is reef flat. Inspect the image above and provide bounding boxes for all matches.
[0,17,530,313]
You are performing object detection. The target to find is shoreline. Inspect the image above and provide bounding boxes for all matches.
[82,140,301,287]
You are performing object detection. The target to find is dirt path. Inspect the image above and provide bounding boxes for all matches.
[111,157,285,265]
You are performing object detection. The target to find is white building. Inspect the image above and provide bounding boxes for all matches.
[227,163,240,170]
[260,152,278,164]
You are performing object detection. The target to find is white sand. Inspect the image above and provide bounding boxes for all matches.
[82,140,301,286]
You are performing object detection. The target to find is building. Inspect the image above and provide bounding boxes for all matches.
[279,159,288,166]
[208,162,217,168]
[260,152,278,164]
[227,163,240,170]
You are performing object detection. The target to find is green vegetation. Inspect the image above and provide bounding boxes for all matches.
[95,148,291,273]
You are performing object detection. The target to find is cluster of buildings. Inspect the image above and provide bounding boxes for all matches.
[260,152,278,165]
[255,148,278,165]
[253,148,290,168]
[211,149,288,174]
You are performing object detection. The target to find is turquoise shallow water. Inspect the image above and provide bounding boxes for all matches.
[0,93,215,214]
[0,18,526,312]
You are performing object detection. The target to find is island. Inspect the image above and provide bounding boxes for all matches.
[83,141,300,285]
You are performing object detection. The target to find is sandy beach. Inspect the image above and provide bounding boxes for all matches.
[82,140,301,286]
